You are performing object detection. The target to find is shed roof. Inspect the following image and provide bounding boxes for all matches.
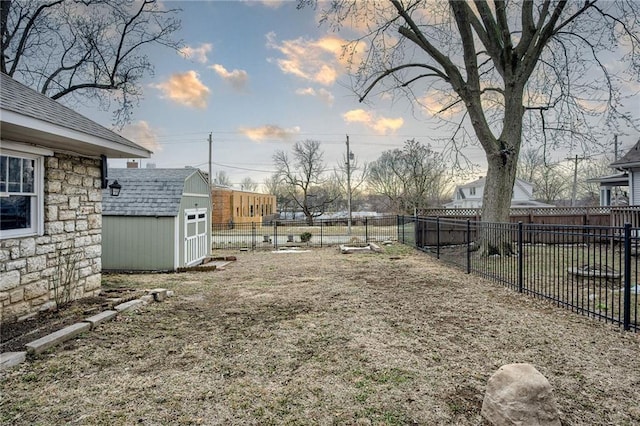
[103,168,206,216]
[0,73,150,158]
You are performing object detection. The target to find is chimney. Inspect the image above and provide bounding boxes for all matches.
[127,160,139,169]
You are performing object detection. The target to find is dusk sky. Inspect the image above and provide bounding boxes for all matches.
[86,0,640,188]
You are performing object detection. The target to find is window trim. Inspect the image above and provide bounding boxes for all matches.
[0,147,45,239]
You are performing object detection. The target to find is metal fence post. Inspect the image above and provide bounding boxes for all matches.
[320,220,323,247]
[274,222,278,249]
[365,217,369,243]
[518,221,523,293]
[466,219,471,274]
[623,223,632,331]
[436,216,440,259]
[252,222,256,251]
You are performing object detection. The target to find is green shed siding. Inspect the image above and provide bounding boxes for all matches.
[102,216,176,271]
[184,171,210,194]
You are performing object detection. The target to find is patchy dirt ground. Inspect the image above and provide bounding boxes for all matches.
[1,245,639,425]
[1,287,145,353]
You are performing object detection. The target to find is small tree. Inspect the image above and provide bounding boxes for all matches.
[240,177,258,192]
[264,173,294,218]
[334,146,368,224]
[368,139,451,214]
[517,147,569,204]
[213,171,231,187]
[273,140,337,225]
[51,242,81,310]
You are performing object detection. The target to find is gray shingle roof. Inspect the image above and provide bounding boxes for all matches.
[103,168,203,216]
[610,139,640,168]
[0,72,151,157]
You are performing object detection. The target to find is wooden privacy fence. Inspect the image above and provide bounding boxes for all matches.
[418,206,640,227]
[419,206,611,226]
[412,216,622,246]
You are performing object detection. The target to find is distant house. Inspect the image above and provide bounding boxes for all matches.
[444,177,554,208]
[0,73,150,322]
[102,168,211,271]
[211,186,276,225]
[607,140,640,205]
[588,172,628,206]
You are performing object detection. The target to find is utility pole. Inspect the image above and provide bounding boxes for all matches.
[346,135,353,236]
[568,154,586,207]
[208,133,213,189]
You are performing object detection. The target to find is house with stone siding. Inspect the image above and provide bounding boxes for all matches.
[0,73,150,323]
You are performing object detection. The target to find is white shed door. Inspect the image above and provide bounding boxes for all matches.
[184,209,208,266]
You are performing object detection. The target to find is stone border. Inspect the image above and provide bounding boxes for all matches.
[0,288,174,371]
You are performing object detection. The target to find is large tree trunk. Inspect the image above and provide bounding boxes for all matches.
[480,148,519,255]
[479,86,524,256]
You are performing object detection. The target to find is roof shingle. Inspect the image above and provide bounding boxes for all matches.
[103,168,205,216]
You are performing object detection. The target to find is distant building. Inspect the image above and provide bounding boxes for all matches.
[211,186,276,225]
[607,139,640,205]
[444,177,554,208]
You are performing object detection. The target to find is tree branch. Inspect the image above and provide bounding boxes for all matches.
[359,63,448,102]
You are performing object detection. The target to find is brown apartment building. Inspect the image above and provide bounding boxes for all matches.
[211,186,277,225]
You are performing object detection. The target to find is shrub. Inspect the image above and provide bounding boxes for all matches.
[300,232,313,243]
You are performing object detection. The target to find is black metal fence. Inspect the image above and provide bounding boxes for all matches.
[398,216,639,332]
[211,216,398,250]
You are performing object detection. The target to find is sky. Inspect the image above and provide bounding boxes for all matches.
[88,0,639,190]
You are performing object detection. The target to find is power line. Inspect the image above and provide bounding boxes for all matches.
[213,162,276,173]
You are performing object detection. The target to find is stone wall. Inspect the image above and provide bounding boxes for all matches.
[0,153,103,323]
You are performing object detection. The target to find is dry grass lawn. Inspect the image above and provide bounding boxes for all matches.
[1,245,639,425]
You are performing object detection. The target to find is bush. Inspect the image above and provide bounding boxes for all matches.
[300,232,313,243]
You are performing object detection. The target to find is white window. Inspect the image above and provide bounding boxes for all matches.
[470,187,476,195]
[0,148,44,238]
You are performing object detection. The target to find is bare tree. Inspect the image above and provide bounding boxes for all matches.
[1,0,181,126]
[240,177,258,192]
[517,147,547,185]
[273,139,336,225]
[303,0,640,254]
[334,148,368,213]
[264,174,293,218]
[213,171,231,187]
[578,156,621,205]
[517,147,569,203]
[368,139,451,214]
[534,164,570,204]
[367,150,405,213]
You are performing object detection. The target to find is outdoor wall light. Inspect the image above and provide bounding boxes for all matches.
[108,180,122,197]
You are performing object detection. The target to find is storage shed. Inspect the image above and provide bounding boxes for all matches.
[102,168,211,271]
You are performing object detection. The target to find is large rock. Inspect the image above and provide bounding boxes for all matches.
[481,363,561,426]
